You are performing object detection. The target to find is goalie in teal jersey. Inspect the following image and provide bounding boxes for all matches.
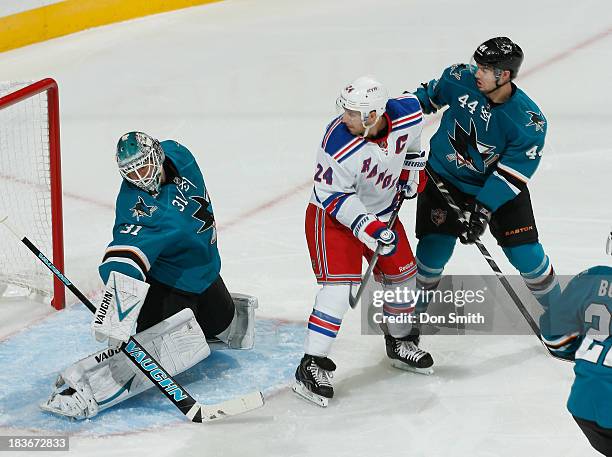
[40,132,257,420]
[410,37,560,356]
[540,230,612,456]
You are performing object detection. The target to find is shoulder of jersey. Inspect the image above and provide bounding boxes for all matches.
[160,139,196,169]
[578,265,612,278]
[320,116,367,163]
[116,180,167,224]
[441,63,476,86]
[386,95,423,131]
[503,88,547,136]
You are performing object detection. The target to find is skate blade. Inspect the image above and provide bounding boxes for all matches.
[390,359,434,375]
[292,381,329,407]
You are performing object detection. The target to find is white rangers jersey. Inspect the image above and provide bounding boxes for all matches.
[310,95,425,230]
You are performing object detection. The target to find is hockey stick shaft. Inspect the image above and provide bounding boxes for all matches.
[422,170,570,361]
[349,197,404,309]
[423,170,542,335]
[0,216,264,422]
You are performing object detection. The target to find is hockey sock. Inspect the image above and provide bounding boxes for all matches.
[416,234,456,312]
[382,277,417,338]
[304,285,350,357]
[503,243,560,309]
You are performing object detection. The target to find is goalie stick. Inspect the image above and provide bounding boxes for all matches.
[423,168,570,362]
[349,196,404,309]
[0,215,265,422]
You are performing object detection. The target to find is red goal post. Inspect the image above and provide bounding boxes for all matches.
[0,78,65,310]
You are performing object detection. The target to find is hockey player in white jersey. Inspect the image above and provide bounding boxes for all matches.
[293,76,433,407]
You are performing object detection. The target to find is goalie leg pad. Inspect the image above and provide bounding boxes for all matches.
[41,308,209,419]
[215,293,258,349]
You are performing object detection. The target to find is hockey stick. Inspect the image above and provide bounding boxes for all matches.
[424,168,568,360]
[349,197,404,309]
[0,215,264,422]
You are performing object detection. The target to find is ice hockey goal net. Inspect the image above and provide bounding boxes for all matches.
[0,79,65,310]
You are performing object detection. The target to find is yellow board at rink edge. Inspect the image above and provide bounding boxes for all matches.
[0,0,222,53]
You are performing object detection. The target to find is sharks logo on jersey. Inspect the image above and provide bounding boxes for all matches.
[446,118,497,173]
[449,63,470,81]
[526,111,546,132]
[190,190,216,243]
[130,196,157,221]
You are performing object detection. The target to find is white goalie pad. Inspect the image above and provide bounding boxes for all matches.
[91,271,149,345]
[41,308,210,420]
[216,293,258,349]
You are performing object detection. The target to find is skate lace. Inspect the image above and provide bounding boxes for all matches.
[308,362,334,388]
[396,341,426,362]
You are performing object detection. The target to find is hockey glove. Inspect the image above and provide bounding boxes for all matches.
[352,213,397,256]
[459,201,492,245]
[397,169,419,200]
[397,168,428,200]
[92,271,149,346]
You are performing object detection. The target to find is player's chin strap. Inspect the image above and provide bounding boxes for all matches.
[484,70,512,96]
[360,114,381,138]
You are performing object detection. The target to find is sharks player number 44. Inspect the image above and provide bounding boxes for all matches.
[41,132,260,420]
[411,37,561,351]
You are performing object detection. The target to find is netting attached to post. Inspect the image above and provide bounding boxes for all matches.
[0,79,64,309]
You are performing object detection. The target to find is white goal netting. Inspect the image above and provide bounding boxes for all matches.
[0,81,61,306]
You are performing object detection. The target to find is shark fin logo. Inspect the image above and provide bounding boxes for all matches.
[447,118,497,173]
[526,111,546,132]
[130,196,157,221]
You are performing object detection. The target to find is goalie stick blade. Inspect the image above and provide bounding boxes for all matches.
[187,391,265,423]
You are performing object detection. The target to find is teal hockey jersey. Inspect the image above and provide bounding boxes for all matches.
[540,265,612,428]
[99,140,220,294]
[414,64,547,212]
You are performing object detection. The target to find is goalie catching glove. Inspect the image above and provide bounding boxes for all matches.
[92,271,149,346]
[352,213,397,256]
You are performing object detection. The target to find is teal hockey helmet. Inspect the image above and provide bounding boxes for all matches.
[116,132,165,194]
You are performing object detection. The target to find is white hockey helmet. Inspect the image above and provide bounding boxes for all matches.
[336,76,389,124]
[116,131,165,194]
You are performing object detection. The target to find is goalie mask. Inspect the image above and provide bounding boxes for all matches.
[336,76,389,136]
[116,132,165,194]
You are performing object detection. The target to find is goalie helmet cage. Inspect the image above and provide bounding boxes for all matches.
[0,78,65,310]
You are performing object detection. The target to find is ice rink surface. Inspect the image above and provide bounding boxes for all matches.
[0,0,610,455]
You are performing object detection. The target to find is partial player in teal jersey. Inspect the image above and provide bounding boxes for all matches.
[40,132,257,420]
[410,37,560,346]
[540,230,612,456]
[100,132,234,335]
